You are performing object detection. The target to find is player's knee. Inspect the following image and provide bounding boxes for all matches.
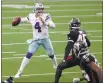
[57,64,64,70]
[49,55,54,59]
[26,52,33,59]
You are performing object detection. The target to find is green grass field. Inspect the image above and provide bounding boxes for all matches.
[2,0,102,82]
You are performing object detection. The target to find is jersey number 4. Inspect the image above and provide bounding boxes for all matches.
[34,22,41,32]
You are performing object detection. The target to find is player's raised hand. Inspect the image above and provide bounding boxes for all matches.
[39,16,45,24]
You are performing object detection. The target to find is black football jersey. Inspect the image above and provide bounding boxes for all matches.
[66,29,91,59]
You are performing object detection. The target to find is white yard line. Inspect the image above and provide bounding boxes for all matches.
[21,29,32,31]
[3,0,101,3]
[2,9,101,13]
[46,57,102,65]
[2,4,101,9]
[2,4,50,9]
[62,33,92,36]
[2,4,101,7]
[3,27,30,29]
[2,32,32,35]
[2,0,101,5]
[48,4,101,6]
[2,71,80,78]
[2,54,64,60]
[2,22,103,27]
[52,15,101,17]
[91,36,102,38]
[2,40,103,46]
[13,54,27,56]
[2,52,16,54]
[51,58,63,60]
[46,52,103,60]
[2,30,102,35]
[55,22,102,24]
[1,40,102,46]
[2,14,102,19]
[2,52,103,60]
[3,30,103,32]
[2,43,26,46]
[2,56,38,60]
[2,15,101,19]
[14,54,63,56]
[96,13,102,16]
[9,28,22,30]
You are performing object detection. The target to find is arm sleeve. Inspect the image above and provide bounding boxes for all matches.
[64,41,74,60]
[85,36,91,47]
[20,14,30,23]
[20,17,29,23]
[45,14,55,28]
[64,30,79,59]
[46,20,55,28]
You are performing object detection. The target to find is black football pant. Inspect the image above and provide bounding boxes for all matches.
[54,56,80,83]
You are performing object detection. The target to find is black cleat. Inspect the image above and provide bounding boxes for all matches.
[2,76,14,83]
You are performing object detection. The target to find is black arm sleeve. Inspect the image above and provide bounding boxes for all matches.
[64,41,74,60]
[85,36,91,47]
[64,30,79,59]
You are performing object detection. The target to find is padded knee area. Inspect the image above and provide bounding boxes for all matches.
[57,61,67,70]
[26,52,33,59]
[57,64,64,70]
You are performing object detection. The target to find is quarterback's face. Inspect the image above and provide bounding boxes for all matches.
[36,8,44,15]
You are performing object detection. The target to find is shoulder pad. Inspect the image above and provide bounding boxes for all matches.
[28,12,34,15]
[83,30,86,34]
[45,13,50,16]
[45,13,51,21]
[27,13,34,20]
[81,30,86,34]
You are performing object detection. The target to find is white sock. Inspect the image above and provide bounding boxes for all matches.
[84,73,90,81]
[15,57,30,76]
[82,70,90,81]
[51,55,57,69]
[73,78,80,83]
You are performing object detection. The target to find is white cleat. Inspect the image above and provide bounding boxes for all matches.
[73,78,80,83]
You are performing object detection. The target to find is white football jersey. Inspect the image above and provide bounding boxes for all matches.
[20,13,55,40]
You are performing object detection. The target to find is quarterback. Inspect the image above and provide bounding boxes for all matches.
[12,3,57,78]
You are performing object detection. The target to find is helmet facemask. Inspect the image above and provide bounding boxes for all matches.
[69,18,81,30]
[33,3,44,16]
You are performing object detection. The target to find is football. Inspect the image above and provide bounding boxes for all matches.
[12,17,21,26]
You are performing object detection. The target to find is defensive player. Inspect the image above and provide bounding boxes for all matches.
[73,55,100,83]
[54,18,102,83]
[12,3,57,78]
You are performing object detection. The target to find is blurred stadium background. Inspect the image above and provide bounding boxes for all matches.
[2,0,102,82]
